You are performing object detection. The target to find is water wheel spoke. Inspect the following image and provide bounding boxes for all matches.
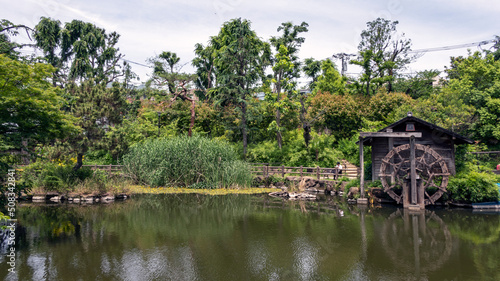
[395,150,405,163]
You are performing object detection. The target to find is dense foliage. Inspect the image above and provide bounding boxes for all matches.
[122,135,252,188]
[1,16,500,198]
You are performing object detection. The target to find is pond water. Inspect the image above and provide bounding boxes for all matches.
[1,194,500,281]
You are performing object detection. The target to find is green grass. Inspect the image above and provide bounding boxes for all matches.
[122,135,253,188]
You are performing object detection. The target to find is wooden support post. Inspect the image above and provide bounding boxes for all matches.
[410,136,417,205]
[359,136,365,199]
[108,164,112,177]
[316,167,320,180]
[387,129,394,183]
[300,166,303,178]
[282,165,285,178]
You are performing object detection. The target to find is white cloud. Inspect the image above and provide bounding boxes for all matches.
[3,0,499,81]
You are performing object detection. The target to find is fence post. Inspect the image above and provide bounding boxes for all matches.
[300,166,303,178]
[281,165,285,178]
[108,164,112,177]
[316,167,320,180]
[94,164,97,171]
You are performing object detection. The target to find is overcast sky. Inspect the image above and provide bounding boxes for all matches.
[3,0,500,85]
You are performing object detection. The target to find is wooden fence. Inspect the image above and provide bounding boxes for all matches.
[82,164,124,177]
[81,163,360,181]
[250,164,359,181]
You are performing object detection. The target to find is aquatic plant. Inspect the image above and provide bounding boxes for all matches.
[122,135,253,188]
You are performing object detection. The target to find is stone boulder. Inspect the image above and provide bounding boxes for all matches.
[347,187,359,198]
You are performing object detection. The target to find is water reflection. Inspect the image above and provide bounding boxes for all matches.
[380,210,452,278]
[0,195,499,280]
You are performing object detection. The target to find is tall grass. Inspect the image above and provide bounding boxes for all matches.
[122,135,253,188]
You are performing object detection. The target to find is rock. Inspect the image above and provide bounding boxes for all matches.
[339,181,348,192]
[253,176,264,184]
[347,187,359,198]
[102,195,115,202]
[115,194,128,200]
[306,187,320,193]
[49,196,64,202]
[82,196,94,203]
[32,195,46,202]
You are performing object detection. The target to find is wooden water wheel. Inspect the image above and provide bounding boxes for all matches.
[379,144,450,205]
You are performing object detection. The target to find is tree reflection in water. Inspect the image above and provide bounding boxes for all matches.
[380,209,452,278]
[0,195,499,280]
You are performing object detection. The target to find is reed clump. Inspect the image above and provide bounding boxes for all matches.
[122,135,253,188]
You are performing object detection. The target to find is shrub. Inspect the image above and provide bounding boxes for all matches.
[345,178,360,190]
[21,161,93,193]
[448,171,500,203]
[122,135,252,188]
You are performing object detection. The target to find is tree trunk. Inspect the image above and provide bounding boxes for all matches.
[303,124,311,147]
[275,76,283,149]
[189,98,195,137]
[388,68,394,92]
[276,109,283,149]
[242,101,247,157]
[73,153,84,171]
[299,96,311,147]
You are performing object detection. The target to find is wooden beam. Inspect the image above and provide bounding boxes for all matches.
[359,136,365,199]
[360,132,422,138]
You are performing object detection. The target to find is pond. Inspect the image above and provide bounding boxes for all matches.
[1,194,500,280]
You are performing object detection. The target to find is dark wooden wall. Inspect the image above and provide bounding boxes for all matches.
[370,122,456,181]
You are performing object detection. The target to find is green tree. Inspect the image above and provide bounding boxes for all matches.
[268,21,308,149]
[352,18,414,94]
[314,59,346,94]
[66,80,127,169]
[309,92,367,140]
[443,52,500,143]
[34,17,125,86]
[0,19,33,60]
[149,51,197,136]
[0,55,78,166]
[193,43,216,99]
[302,57,322,90]
[392,70,441,99]
[207,18,271,156]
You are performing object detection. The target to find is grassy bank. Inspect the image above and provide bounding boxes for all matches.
[127,185,276,195]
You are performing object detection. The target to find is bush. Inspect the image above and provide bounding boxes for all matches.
[345,178,360,190]
[247,129,345,168]
[448,171,500,203]
[122,135,252,188]
[21,161,93,193]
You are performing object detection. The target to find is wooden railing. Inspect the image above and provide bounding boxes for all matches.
[251,164,359,180]
[82,164,124,177]
[81,163,360,181]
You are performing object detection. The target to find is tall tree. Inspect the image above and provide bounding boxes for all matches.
[66,80,127,170]
[269,21,308,149]
[303,58,322,90]
[207,18,270,156]
[34,17,125,86]
[0,55,78,165]
[193,43,216,99]
[352,18,414,94]
[149,51,197,136]
[0,19,33,60]
[314,59,346,94]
